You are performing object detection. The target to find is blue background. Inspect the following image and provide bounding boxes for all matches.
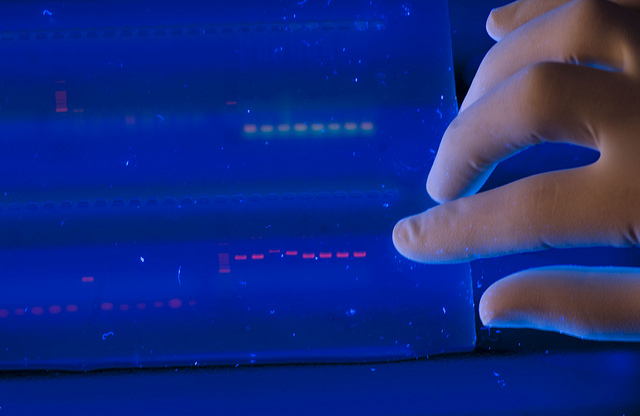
[1,0,640,414]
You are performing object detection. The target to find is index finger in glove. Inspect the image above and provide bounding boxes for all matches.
[486,0,640,42]
[394,166,640,264]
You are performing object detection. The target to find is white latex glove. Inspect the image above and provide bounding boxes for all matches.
[392,0,640,341]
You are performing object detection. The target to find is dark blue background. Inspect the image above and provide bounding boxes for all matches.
[2,0,640,414]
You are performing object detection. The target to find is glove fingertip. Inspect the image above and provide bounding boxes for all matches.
[486,8,506,41]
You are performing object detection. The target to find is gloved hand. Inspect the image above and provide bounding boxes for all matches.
[392,0,640,341]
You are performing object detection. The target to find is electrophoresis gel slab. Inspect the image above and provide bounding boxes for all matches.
[0,0,475,370]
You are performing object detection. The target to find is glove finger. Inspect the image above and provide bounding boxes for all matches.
[394,165,640,264]
[479,266,640,341]
[463,0,640,112]
[486,0,640,42]
[429,63,632,203]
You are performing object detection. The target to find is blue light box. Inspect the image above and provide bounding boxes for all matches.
[0,0,475,370]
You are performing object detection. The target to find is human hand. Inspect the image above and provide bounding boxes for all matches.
[392,0,640,341]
